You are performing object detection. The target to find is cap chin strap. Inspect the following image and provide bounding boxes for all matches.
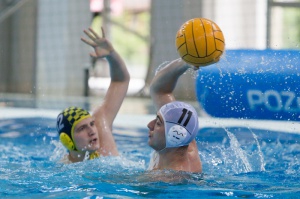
[83,151,100,160]
[157,147,166,153]
[89,151,100,160]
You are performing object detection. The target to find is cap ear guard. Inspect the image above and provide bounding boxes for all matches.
[59,132,76,151]
[166,125,188,147]
[159,101,199,149]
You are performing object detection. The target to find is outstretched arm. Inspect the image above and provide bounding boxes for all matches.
[149,58,202,172]
[150,58,195,110]
[81,27,130,156]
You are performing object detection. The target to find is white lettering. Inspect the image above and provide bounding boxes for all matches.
[281,91,298,112]
[247,90,300,112]
[247,90,263,110]
[264,90,282,111]
[57,114,64,130]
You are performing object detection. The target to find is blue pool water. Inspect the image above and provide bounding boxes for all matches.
[0,110,300,198]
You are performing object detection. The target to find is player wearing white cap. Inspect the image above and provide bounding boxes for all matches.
[147,58,202,173]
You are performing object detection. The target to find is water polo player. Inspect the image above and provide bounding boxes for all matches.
[56,27,130,163]
[148,101,199,150]
[147,58,202,172]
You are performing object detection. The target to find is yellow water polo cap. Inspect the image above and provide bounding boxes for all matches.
[56,107,91,151]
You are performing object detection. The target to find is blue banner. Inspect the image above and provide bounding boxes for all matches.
[196,49,300,121]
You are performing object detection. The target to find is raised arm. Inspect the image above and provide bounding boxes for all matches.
[150,58,193,110]
[81,27,130,156]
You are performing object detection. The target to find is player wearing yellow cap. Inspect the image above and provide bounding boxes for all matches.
[56,27,130,163]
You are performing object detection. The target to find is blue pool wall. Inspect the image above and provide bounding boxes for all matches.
[196,49,300,121]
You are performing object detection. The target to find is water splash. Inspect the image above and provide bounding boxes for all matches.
[49,140,67,162]
[155,61,170,75]
[224,128,253,173]
[249,128,266,172]
[186,68,198,79]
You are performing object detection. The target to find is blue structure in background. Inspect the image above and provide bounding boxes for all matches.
[196,49,300,121]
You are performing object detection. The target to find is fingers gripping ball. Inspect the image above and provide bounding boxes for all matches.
[175,18,225,67]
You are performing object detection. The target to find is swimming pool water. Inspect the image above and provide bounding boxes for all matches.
[0,114,300,198]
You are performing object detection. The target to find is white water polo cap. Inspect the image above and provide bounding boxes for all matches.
[159,101,199,148]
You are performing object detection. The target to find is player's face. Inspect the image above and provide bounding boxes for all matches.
[73,117,100,152]
[147,113,166,151]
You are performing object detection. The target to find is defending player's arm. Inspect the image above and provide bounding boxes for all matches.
[150,58,193,110]
[81,27,130,156]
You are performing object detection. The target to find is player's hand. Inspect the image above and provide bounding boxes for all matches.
[81,27,114,58]
[178,58,199,70]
